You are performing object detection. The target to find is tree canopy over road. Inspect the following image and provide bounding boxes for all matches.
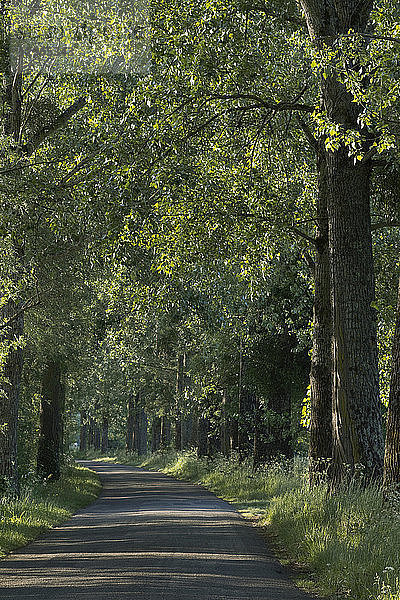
[0,0,400,495]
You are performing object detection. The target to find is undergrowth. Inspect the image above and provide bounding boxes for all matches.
[79,448,400,600]
[0,464,101,557]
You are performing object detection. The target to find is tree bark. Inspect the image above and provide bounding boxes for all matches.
[384,275,400,488]
[328,148,383,483]
[37,359,65,480]
[300,0,384,484]
[309,157,333,484]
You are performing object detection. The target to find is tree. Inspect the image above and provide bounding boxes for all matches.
[37,358,65,480]
[299,0,384,482]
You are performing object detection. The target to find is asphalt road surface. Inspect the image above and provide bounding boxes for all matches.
[0,461,313,600]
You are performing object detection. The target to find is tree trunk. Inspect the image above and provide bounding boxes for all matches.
[309,157,333,484]
[88,416,95,448]
[197,417,209,458]
[300,0,384,484]
[221,390,229,456]
[101,416,109,453]
[79,410,88,452]
[174,417,182,450]
[0,299,24,492]
[0,29,24,493]
[181,414,194,449]
[151,416,161,452]
[137,408,148,455]
[174,353,185,450]
[230,417,239,453]
[238,387,255,455]
[126,395,135,452]
[384,275,400,488]
[328,150,383,483]
[93,423,101,450]
[37,359,65,480]
[253,395,269,468]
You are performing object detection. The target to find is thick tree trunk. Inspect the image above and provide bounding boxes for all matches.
[328,150,383,482]
[384,276,400,488]
[126,395,135,452]
[300,0,384,484]
[197,417,209,458]
[0,299,23,492]
[37,359,65,480]
[79,410,88,452]
[309,158,333,484]
[151,417,161,452]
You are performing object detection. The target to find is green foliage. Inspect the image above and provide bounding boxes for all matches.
[0,464,100,556]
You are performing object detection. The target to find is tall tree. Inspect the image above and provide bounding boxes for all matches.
[299,0,384,482]
[37,358,65,480]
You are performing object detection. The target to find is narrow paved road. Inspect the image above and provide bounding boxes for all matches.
[0,462,313,599]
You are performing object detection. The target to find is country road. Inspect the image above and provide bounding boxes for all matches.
[0,462,313,599]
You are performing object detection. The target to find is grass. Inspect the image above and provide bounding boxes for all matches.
[78,448,400,600]
[0,463,101,557]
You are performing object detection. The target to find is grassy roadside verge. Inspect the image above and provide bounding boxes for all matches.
[77,449,400,600]
[0,464,101,558]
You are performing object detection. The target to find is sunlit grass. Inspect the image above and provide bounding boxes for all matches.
[81,448,400,600]
[0,464,101,557]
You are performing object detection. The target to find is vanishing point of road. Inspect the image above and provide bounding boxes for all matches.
[0,461,313,599]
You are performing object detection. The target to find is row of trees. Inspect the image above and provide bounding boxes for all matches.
[0,0,399,492]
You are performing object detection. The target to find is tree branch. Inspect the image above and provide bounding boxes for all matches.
[0,296,40,330]
[21,97,87,156]
[371,220,400,231]
[289,226,318,245]
[296,114,321,156]
[209,93,314,113]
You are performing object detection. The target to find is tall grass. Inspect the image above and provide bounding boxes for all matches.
[82,449,400,600]
[0,464,101,557]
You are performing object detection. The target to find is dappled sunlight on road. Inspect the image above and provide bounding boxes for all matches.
[0,462,313,600]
